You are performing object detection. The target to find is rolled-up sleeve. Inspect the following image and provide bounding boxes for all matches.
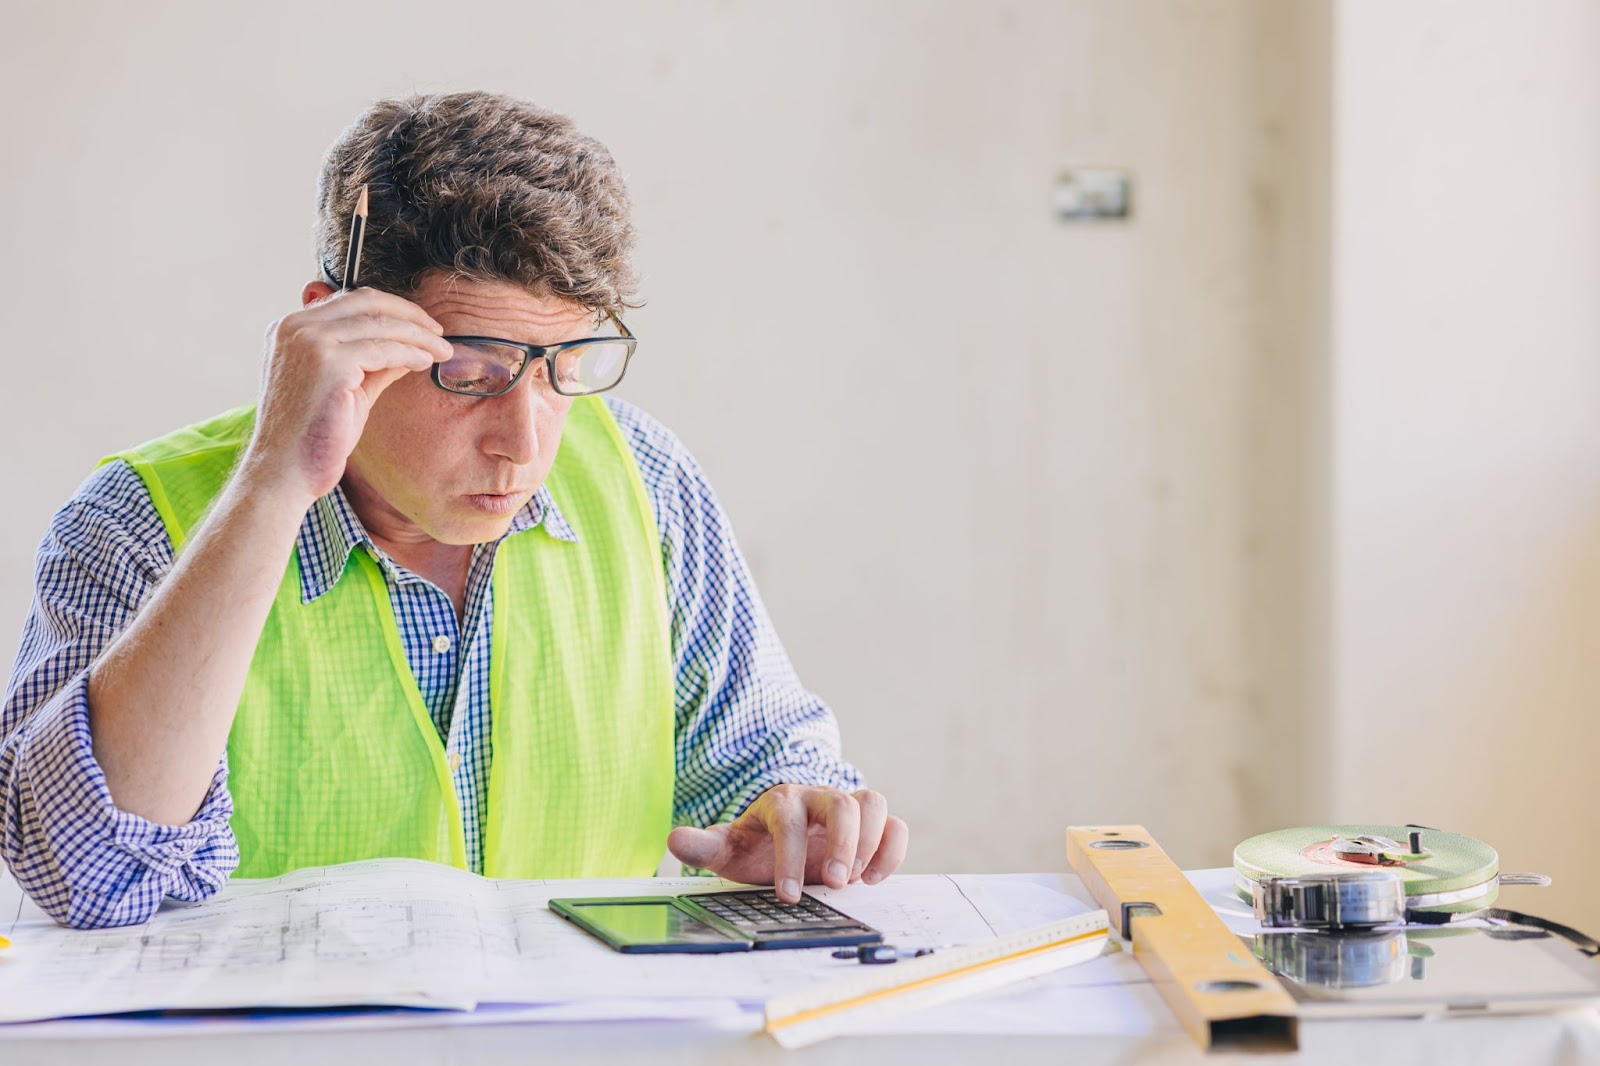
[0,462,238,928]
[603,398,865,831]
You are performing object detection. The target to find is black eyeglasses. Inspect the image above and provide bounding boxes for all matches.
[436,314,636,397]
[318,259,637,398]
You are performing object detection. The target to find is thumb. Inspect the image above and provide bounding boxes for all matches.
[667,825,728,870]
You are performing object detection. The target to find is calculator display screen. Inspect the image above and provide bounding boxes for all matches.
[549,892,882,953]
[562,901,732,947]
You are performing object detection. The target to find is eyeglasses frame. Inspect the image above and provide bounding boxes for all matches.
[315,260,636,398]
[436,314,636,398]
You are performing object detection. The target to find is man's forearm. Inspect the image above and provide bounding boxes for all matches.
[0,674,240,928]
[86,465,311,826]
[85,283,450,828]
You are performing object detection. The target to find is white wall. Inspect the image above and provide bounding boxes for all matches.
[0,0,1321,879]
[4,0,1594,950]
[1332,0,1600,928]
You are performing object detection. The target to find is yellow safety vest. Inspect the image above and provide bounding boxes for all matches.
[107,397,674,878]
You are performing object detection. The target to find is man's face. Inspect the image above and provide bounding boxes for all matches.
[339,273,589,547]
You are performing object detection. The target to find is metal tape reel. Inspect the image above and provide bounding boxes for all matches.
[1252,870,1408,930]
[1234,824,1504,916]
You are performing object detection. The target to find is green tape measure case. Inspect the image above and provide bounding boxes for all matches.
[1234,824,1554,922]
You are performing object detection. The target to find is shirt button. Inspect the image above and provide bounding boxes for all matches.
[448,752,462,771]
[432,635,452,654]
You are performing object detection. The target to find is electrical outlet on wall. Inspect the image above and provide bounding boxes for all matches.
[1053,169,1132,220]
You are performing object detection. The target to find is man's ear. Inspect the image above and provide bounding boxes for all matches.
[302,280,337,308]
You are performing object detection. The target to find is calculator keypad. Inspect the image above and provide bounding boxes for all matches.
[690,891,865,933]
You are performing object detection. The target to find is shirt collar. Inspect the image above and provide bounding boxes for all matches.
[296,484,579,604]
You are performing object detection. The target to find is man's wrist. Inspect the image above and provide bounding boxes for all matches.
[231,450,323,519]
[203,456,321,558]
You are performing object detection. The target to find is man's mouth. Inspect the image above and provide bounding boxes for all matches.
[462,490,531,516]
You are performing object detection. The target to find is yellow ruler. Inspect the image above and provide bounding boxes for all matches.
[1068,825,1298,1052]
[764,910,1112,1048]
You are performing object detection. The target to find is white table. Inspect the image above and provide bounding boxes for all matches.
[7,1010,1600,1066]
[4,866,1599,1066]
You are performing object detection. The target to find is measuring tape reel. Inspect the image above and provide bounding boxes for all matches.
[1234,824,1550,925]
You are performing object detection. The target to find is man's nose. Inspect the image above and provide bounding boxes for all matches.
[479,378,548,466]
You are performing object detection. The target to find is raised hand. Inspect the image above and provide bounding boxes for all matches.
[245,285,454,506]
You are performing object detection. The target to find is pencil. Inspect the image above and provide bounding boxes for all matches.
[341,184,369,290]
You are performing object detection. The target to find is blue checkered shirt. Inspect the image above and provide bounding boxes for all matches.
[0,397,861,929]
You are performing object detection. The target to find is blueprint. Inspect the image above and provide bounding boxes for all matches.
[0,860,1076,1024]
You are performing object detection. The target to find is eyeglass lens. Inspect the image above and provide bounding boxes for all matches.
[437,340,631,396]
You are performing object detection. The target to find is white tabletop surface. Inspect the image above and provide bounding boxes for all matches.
[4,865,1600,1065]
[6,1010,1600,1066]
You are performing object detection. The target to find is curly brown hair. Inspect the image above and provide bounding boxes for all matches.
[314,91,638,313]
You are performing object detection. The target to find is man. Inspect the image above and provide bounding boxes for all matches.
[0,91,906,929]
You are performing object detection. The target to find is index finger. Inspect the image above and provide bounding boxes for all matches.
[756,786,810,904]
[326,286,445,336]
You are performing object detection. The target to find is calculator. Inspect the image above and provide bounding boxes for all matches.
[549,888,884,954]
